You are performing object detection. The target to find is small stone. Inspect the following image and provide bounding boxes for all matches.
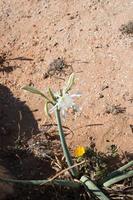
[99,93,104,98]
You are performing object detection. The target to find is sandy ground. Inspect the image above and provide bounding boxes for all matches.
[0,0,133,156]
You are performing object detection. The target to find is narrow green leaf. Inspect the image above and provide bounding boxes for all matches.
[23,85,52,103]
[115,160,133,172]
[103,170,133,188]
[80,176,110,200]
[48,88,56,102]
[0,177,81,188]
[64,73,75,93]
[23,86,46,97]
[100,160,133,185]
[44,101,51,118]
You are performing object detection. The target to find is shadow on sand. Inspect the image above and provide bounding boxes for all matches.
[0,84,39,148]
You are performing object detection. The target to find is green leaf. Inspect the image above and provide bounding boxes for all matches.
[100,160,133,186]
[80,176,110,200]
[64,73,75,93]
[23,86,46,97]
[0,177,81,188]
[103,170,133,188]
[44,101,51,118]
[48,88,56,102]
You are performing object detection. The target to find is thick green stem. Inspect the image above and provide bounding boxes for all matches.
[80,176,110,200]
[55,109,78,177]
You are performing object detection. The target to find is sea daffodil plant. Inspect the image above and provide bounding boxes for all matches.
[23,73,80,177]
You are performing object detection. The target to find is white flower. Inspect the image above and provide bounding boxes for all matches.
[49,91,81,118]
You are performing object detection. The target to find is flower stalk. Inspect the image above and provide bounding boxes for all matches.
[55,108,78,177]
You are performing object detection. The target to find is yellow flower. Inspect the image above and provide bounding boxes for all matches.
[74,146,86,157]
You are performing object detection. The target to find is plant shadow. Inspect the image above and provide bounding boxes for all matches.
[0,84,39,149]
[0,53,33,74]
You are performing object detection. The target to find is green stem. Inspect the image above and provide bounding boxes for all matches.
[80,176,110,200]
[0,178,80,188]
[55,109,78,177]
[103,170,133,188]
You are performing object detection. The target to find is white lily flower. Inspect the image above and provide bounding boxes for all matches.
[49,91,81,118]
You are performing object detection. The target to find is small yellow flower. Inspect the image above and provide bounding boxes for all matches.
[74,146,86,157]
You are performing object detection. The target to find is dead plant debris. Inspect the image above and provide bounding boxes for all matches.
[105,104,126,115]
[43,57,73,79]
[120,21,133,36]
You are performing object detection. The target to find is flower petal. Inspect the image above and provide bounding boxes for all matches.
[49,90,81,117]
[74,146,86,157]
[61,109,66,119]
[70,92,81,98]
